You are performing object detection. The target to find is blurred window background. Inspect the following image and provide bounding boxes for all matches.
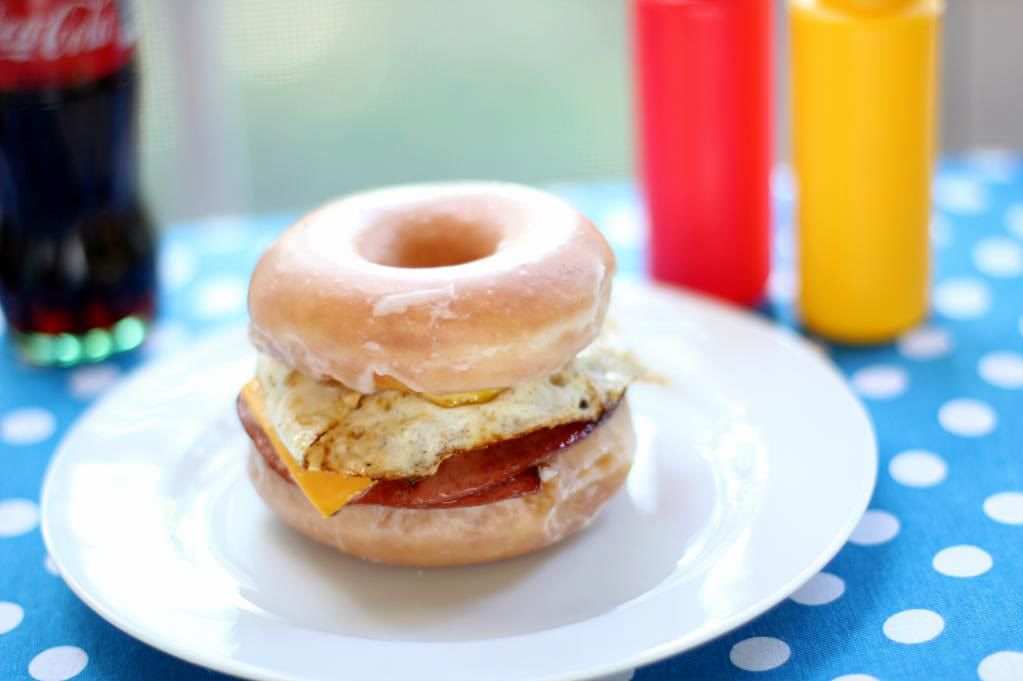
[136,0,1023,225]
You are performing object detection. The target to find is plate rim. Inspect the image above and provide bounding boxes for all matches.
[41,281,878,681]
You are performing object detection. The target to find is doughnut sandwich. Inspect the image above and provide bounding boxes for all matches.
[237,182,643,566]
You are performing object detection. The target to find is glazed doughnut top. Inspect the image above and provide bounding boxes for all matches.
[247,182,616,395]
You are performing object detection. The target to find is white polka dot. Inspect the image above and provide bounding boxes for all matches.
[775,226,795,261]
[603,205,641,248]
[939,399,997,437]
[772,165,797,203]
[967,149,1020,183]
[0,601,24,634]
[201,217,249,253]
[883,609,944,644]
[934,176,987,214]
[832,675,881,681]
[851,365,908,399]
[973,237,1023,278]
[44,555,59,575]
[28,646,88,681]
[848,510,900,546]
[979,352,1023,389]
[978,650,1023,681]
[984,492,1023,525]
[768,267,796,304]
[889,450,947,488]
[67,364,121,399]
[1,408,56,445]
[729,637,791,672]
[158,243,198,290]
[933,278,992,320]
[790,572,845,605]
[1007,204,1023,240]
[144,322,190,356]
[193,277,246,319]
[0,499,40,537]
[897,326,952,360]
[933,545,993,578]
[931,213,952,248]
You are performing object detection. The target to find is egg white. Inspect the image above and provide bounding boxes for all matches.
[257,334,642,479]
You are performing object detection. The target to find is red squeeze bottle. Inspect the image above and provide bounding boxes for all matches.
[633,0,772,306]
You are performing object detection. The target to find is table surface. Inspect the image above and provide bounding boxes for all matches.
[1,153,1021,681]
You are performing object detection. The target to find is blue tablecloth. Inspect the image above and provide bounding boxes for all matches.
[1,153,1021,681]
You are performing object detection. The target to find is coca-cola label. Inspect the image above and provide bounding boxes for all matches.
[0,0,135,89]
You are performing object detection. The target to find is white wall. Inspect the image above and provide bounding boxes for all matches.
[136,0,1023,224]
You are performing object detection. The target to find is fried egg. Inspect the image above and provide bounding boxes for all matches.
[258,334,643,479]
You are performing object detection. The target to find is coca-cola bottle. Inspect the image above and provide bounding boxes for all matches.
[0,0,155,366]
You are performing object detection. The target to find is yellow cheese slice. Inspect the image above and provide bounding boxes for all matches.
[241,380,374,518]
[373,373,504,408]
[418,388,504,408]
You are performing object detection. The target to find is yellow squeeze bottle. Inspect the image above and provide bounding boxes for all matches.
[790,0,942,343]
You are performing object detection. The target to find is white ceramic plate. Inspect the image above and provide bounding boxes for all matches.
[42,281,876,681]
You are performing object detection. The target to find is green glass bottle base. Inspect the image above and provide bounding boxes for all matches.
[12,316,150,367]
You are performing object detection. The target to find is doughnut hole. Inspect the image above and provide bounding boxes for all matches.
[356,208,504,268]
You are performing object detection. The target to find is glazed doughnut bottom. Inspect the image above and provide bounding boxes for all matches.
[248,399,637,567]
